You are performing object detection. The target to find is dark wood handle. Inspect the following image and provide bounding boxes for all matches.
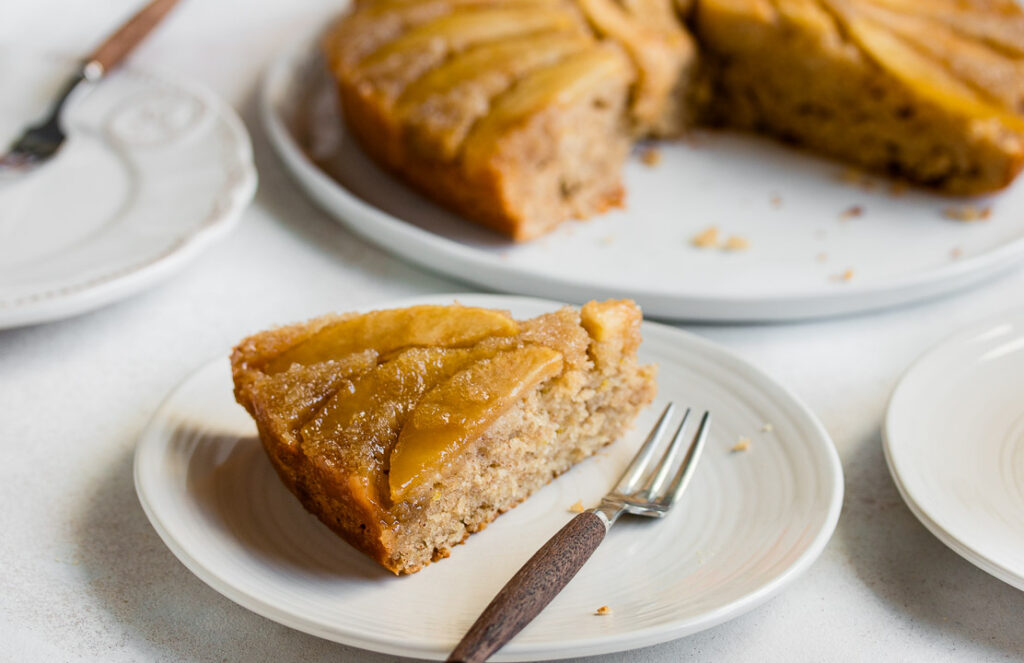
[448,512,607,663]
[86,0,182,74]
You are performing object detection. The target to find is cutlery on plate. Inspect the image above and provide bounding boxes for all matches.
[0,0,181,174]
[448,403,711,663]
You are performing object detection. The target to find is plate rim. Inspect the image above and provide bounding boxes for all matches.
[882,310,1024,592]
[0,48,258,329]
[134,293,844,660]
[259,38,1024,323]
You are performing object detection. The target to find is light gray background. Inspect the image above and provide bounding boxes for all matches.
[2,2,1022,661]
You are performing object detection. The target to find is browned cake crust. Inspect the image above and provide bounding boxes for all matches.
[231,301,656,574]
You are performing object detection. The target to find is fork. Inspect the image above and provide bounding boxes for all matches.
[0,0,181,174]
[448,403,711,663]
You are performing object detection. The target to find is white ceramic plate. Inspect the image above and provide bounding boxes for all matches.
[135,293,843,660]
[884,312,1024,591]
[260,39,1024,322]
[0,49,256,328]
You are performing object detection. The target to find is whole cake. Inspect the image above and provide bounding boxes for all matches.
[231,300,657,574]
[322,0,1024,239]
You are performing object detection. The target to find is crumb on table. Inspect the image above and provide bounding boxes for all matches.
[731,437,751,453]
[943,205,991,222]
[595,605,612,616]
[568,500,585,514]
[691,226,720,248]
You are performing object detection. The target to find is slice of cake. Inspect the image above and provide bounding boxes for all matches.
[321,0,694,240]
[231,300,657,574]
[694,0,1024,194]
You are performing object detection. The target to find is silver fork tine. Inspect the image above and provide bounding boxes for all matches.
[614,402,675,495]
[659,411,712,507]
[642,408,692,497]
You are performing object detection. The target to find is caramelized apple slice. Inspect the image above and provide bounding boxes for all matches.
[300,345,505,471]
[825,0,1024,128]
[264,306,517,374]
[461,44,633,174]
[389,345,563,501]
[396,32,593,160]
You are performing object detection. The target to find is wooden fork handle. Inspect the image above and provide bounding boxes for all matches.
[447,512,607,663]
[86,0,182,75]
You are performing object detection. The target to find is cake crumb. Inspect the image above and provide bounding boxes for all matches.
[839,205,863,221]
[816,252,828,263]
[770,193,783,209]
[731,437,751,452]
[640,147,661,167]
[832,268,854,282]
[595,605,612,616]
[950,247,964,259]
[691,226,720,248]
[760,422,774,433]
[568,500,585,514]
[723,235,750,251]
[943,205,991,222]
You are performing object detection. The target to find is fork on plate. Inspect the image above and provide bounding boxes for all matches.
[448,403,712,663]
[0,0,180,174]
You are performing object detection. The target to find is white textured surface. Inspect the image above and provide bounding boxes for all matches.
[133,294,841,660]
[885,311,1024,591]
[1,2,1024,662]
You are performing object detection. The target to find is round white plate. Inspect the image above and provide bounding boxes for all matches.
[260,39,1024,322]
[135,293,843,660]
[884,312,1024,591]
[0,49,256,328]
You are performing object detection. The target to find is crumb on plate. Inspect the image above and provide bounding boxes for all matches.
[568,500,585,514]
[943,205,991,222]
[770,193,782,208]
[641,147,661,167]
[691,226,720,249]
[816,252,828,263]
[595,605,612,616]
[723,235,750,251]
[731,437,751,453]
[950,247,964,259]
[839,205,864,221]
[760,422,774,433]
[832,268,854,282]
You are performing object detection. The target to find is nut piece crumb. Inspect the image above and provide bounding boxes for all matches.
[839,205,864,221]
[760,422,774,433]
[723,235,750,251]
[568,500,585,514]
[943,205,991,222]
[731,437,751,453]
[691,226,720,248]
[595,605,612,616]
[640,147,661,167]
